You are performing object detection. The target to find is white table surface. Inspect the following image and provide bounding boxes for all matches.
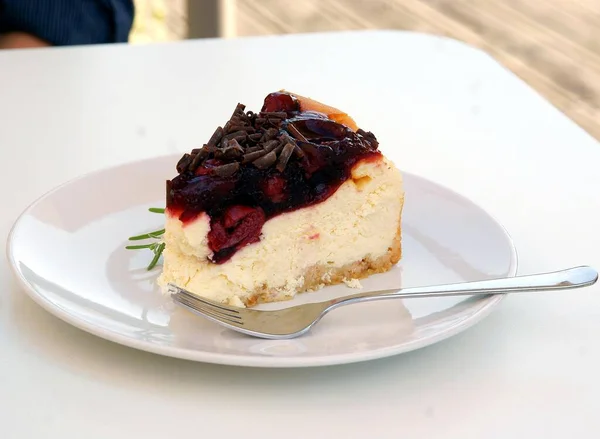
[1,30,600,438]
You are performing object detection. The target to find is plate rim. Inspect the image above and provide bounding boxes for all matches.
[6,154,518,368]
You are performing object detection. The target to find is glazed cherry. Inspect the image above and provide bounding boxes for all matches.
[261,174,287,203]
[289,119,348,141]
[208,206,266,262]
[169,175,235,212]
[261,92,299,113]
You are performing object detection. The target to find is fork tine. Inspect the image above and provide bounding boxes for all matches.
[167,283,318,340]
[174,294,245,326]
[174,293,242,320]
[168,283,241,315]
[175,299,244,327]
[173,293,240,319]
[185,293,241,315]
[174,293,244,322]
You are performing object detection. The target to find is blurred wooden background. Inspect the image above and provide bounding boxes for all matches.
[130,0,600,141]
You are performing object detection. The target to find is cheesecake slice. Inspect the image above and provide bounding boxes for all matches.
[157,91,404,307]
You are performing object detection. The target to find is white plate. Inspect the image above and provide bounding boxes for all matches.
[6,154,517,367]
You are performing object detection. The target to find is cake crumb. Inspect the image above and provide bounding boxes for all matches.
[228,296,246,308]
[343,278,363,289]
[306,283,325,293]
[280,276,305,297]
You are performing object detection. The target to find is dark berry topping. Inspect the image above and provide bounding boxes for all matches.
[166,91,380,263]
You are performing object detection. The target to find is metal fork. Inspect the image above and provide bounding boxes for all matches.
[168,266,597,339]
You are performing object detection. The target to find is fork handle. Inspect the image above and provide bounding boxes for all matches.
[330,266,598,306]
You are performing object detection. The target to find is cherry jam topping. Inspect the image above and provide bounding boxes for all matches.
[261,91,299,113]
[166,92,380,263]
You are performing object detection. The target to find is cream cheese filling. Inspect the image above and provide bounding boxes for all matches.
[157,156,403,306]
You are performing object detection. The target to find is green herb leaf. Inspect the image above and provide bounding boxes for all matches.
[125,243,157,250]
[128,229,165,241]
[147,243,165,270]
[126,207,167,270]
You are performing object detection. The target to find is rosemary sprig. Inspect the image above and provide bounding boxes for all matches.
[126,207,166,270]
[147,243,165,270]
[125,243,157,250]
[128,229,165,241]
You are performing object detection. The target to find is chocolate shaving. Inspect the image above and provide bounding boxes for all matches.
[287,123,308,142]
[176,153,193,173]
[293,145,305,158]
[207,126,224,147]
[176,99,378,179]
[266,118,283,128]
[277,132,303,158]
[263,140,280,152]
[214,150,225,159]
[276,143,295,172]
[222,130,247,143]
[242,149,269,163]
[252,151,277,169]
[213,162,239,177]
[236,126,256,133]
[188,145,211,171]
[222,138,244,159]
[230,103,246,119]
[260,111,287,119]
[278,132,294,143]
[226,122,242,132]
[262,128,279,141]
